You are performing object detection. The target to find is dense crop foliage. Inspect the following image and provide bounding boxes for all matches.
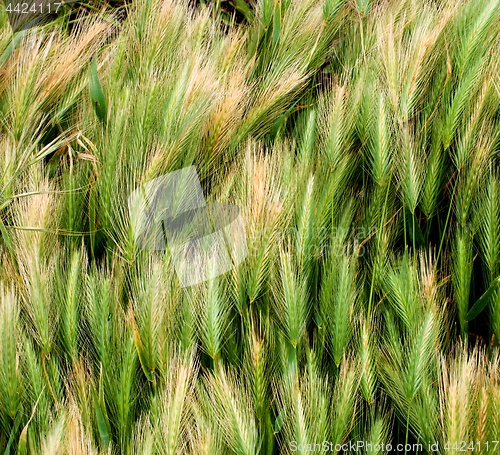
[1,0,500,453]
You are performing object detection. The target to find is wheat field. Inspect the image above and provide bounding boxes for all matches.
[1,0,500,453]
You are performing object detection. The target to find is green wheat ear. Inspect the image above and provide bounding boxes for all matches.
[1,0,500,452]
